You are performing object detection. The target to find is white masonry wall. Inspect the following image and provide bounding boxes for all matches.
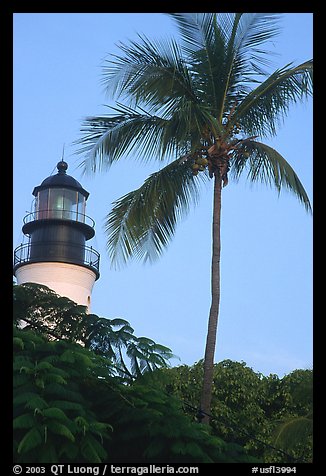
[15,262,96,312]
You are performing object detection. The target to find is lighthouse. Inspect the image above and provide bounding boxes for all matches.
[13,160,100,311]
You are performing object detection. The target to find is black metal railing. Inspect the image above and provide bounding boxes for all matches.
[13,241,100,278]
[23,209,95,228]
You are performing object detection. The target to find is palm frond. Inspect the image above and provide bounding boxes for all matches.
[178,13,280,70]
[168,13,228,119]
[233,61,313,137]
[167,14,241,120]
[273,416,313,451]
[105,159,206,268]
[231,13,281,70]
[230,140,311,212]
[217,13,281,121]
[75,102,214,175]
[166,13,217,52]
[125,337,176,378]
[168,13,281,121]
[76,108,167,174]
[102,34,198,108]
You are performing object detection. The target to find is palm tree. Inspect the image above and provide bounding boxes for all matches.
[76,13,312,423]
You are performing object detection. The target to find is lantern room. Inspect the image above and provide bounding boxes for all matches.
[32,161,88,223]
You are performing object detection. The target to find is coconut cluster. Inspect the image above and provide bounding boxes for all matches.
[191,156,209,176]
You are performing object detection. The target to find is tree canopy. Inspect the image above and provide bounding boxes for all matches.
[157,360,313,462]
[13,283,312,463]
[13,283,258,463]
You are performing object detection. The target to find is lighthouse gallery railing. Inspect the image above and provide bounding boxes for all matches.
[14,242,100,276]
[23,209,96,228]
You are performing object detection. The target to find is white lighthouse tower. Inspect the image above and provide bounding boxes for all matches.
[13,160,100,311]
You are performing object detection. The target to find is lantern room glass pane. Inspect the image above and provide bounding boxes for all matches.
[63,189,77,220]
[77,192,86,222]
[49,188,64,219]
[37,190,49,219]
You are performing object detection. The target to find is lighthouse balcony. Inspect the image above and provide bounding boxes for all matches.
[23,209,95,226]
[13,241,100,279]
[22,210,96,239]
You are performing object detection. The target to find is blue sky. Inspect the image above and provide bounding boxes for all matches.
[13,13,313,377]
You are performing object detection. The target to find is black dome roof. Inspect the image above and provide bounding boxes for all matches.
[32,161,89,198]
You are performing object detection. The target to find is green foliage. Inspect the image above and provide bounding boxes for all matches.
[273,417,312,451]
[14,283,256,463]
[13,283,175,381]
[14,283,311,463]
[13,326,113,463]
[262,370,313,463]
[86,378,257,463]
[13,327,256,464]
[158,360,313,463]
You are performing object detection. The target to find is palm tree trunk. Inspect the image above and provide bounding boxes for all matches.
[200,174,222,424]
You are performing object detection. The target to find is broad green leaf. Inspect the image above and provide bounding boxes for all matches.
[18,427,42,454]
[47,420,75,442]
